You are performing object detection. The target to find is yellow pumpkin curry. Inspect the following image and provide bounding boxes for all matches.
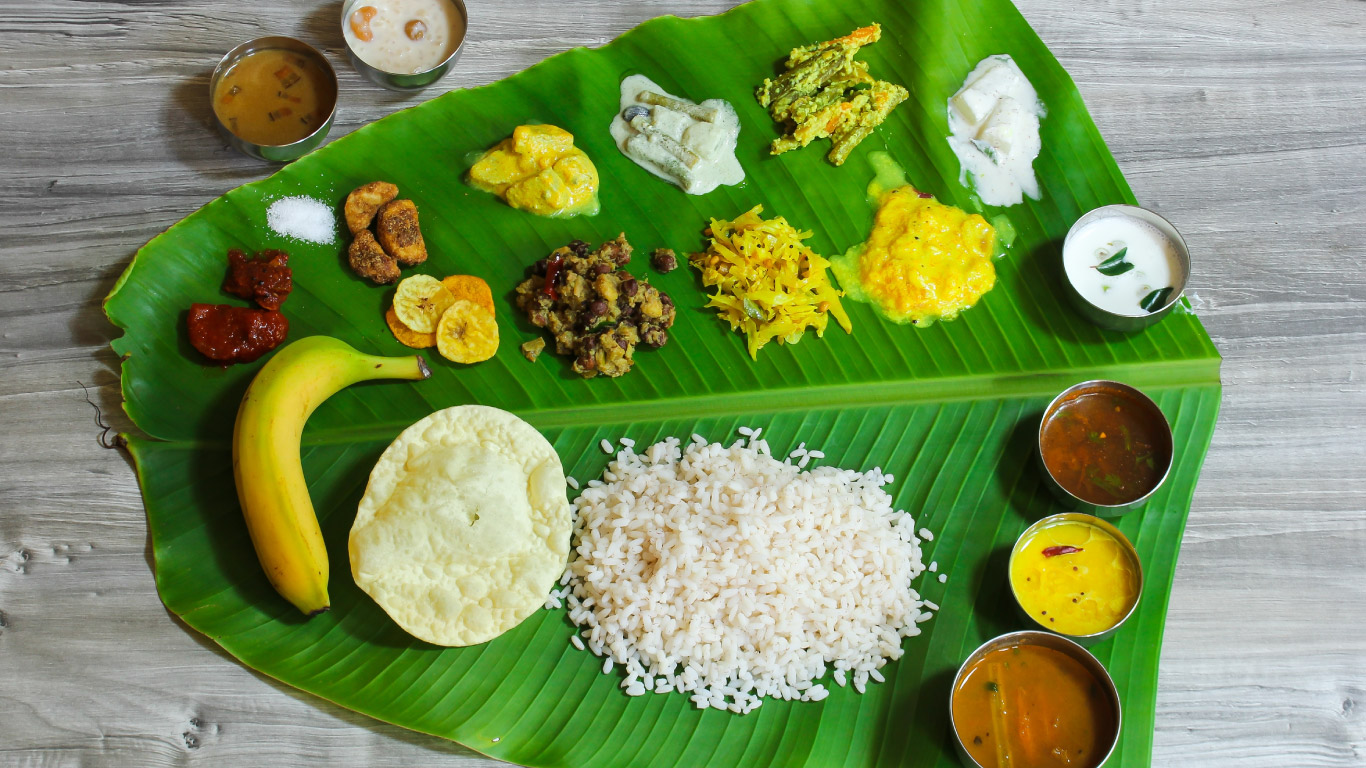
[467,124,599,218]
[832,186,997,326]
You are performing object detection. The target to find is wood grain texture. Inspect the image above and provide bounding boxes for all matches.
[0,0,1362,765]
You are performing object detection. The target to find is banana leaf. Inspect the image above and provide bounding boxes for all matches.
[106,0,1222,765]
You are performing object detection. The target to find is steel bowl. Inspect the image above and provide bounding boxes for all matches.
[209,36,338,163]
[1061,204,1191,332]
[1008,512,1144,646]
[949,630,1122,768]
[1037,379,1174,517]
[341,0,468,91]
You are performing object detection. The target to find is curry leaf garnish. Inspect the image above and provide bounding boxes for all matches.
[1140,286,1173,312]
[1094,247,1133,276]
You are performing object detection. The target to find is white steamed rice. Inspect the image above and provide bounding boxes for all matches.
[548,431,930,713]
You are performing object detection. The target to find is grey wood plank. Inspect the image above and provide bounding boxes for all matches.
[1,0,1363,765]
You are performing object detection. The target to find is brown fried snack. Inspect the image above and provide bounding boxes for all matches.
[348,229,401,284]
[344,181,399,234]
[376,199,427,266]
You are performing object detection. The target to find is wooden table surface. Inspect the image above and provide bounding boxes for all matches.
[2,0,1363,765]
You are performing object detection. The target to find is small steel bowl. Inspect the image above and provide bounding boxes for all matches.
[1037,379,1174,517]
[949,630,1121,768]
[1008,512,1144,646]
[1062,204,1191,332]
[341,0,468,91]
[209,37,338,163]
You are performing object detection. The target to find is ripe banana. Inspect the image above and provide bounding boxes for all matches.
[232,335,431,616]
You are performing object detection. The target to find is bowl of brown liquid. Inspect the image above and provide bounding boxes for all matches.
[950,630,1121,768]
[210,37,338,162]
[1037,379,1174,516]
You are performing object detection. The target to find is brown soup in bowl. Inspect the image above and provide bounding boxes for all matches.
[1040,381,1172,506]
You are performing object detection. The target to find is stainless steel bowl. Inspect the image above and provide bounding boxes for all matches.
[341,0,468,91]
[1037,379,1174,517]
[1008,512,1144,645]
[1061,204,1191,332]
[209,37,338,163]
[949,630,1122,768]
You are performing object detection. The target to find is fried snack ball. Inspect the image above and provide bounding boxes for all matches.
[393,274,455,333]
[348,229,401,284]
[377,199,427,266]
[384,306,436,349]
[441,275,495,315]
[436,299,499,364]
[345,181,399,234]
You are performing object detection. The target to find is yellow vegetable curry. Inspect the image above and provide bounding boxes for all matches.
[1010,518,1140,637]
[833,186,997,326]
[468,124,599,218]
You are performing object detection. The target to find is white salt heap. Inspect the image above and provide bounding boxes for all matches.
[266,196,336,244]
[545,431,932,713]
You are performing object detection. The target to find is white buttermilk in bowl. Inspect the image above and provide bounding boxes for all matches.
[1063,212,1185,317]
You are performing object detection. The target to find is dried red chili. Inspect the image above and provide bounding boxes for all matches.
[1041,545,1084,558]
[543,252,565,300]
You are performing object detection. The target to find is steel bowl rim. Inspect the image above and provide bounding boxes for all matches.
[1007,511,1145,641]
[1037,378,1175,510]
[209,36,339,153]
[948,629,1122,768]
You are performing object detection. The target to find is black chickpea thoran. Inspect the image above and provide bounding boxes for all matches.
[515,234,675,378]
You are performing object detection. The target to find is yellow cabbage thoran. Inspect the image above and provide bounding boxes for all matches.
[467,125,599,218]
[690,205,852,359]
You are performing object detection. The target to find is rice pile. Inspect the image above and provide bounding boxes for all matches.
[546,430,931,713]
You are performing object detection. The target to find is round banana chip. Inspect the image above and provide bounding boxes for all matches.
[441,274,496,316]
[384,306,435,349]
[436,299,499,364]
[393,274,455,333]
[349,405,571,647]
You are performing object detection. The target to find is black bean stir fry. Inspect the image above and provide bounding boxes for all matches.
[515,235,675,378]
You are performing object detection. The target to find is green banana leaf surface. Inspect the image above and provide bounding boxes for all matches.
[106,0,1222,765]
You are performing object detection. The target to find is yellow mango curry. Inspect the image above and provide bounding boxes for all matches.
[953,644,1117,768]
[1010,519,1140,636]
[832,186,996,326]
[467,124,599,218]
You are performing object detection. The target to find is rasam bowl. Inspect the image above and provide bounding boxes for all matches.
[1037,379,1174,517]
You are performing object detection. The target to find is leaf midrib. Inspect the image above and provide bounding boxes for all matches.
[130,355,1219,449]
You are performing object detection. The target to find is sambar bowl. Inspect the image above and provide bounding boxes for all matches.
[949,630,1121,768]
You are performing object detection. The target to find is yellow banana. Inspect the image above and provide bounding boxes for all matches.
[232,335,431,616]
